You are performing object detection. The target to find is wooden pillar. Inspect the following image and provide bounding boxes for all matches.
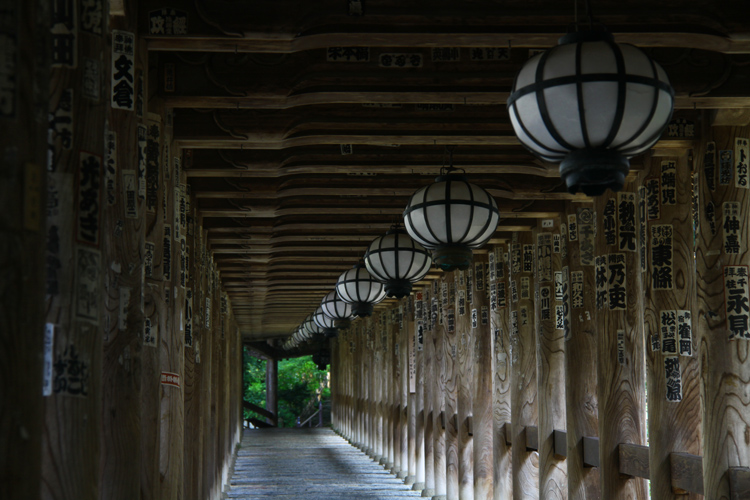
[594,182,647,499]
[391,307,401,473]
[510,231,540,500]
[266,358,278,425]
[414,288,428,492]
[473,255,494,500]
[563,202,600,500]
[457,267,475,500]
[643,152,702,499]
[444,273,461,500]
[43,2,108,496]
[424,284,438,498]
[696,123,750,498]
[406,296,418,486]
[433,278,449,499]
[492,245,513,500]
[535,219,568,498]
[0,2,48,500]
[401,299,413,483]
[100,4,145,498]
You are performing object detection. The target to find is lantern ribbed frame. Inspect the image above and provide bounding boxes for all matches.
[507,31,674,195]
[335,263,387,317]
[320,290,354,328]
[364,227,433,298]
[302,313,323,339]
[313,306,338,338]
[403,172,499,270]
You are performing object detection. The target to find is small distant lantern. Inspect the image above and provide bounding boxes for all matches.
[507,30,674,196]
[320,290,354,329]
[302,313,324,340]
[313,306,338,338]
[403,158,499,271]
[364,226,432,298]
[335,263,387,317]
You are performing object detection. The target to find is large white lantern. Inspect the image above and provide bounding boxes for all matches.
[335,263,387,317]
[403,168,499,271]
[507,31,674,196]
[364,226,432,299]
[320,290,354,329]
[313,306,338,338]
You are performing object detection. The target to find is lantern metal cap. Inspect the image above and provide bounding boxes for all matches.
[432,244,474,272]
[351,302,375,317]
[385,279,413,299]
[559,148,629,196]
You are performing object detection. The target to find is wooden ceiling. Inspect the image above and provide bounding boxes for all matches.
[142,0,750,342]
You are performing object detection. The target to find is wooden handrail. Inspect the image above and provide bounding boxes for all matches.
[243,401,277,423]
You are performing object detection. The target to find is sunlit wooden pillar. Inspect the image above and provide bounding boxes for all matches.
[374,315,384,461]
[457,267,475,500]
[594,181,647,499]
[43,3,108,496]
[562,201,600,500]
[491,245,513,500]
[384,310,395,469]
[414,288,428,492]
[643,151,701,500]
[472,255,494,500]
[535,219,568,499]
[392,307,403,475]
[510,231,540,500]
[433,278,449,499]
[402,299,414,483]
[365,318,376,457]
[696,122,750,498]
[0,2,48,499]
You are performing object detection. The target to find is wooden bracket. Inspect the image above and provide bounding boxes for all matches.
[582,436,600,468]
[451,413,458,432]
[504,422,512,445]
[440,411,446,430]
[466,416,473,436]
[553,429,567,458]
[525,426,538,451]
[730,467,750,500]
[670,452,703,495]
[618,443,649,479]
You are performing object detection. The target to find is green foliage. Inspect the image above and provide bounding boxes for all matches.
[243,348,329,428]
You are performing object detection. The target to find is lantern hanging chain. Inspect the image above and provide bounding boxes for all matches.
[571,0,596,33]
[440,145,464,176]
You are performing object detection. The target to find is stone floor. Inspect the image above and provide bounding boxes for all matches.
[224,428,422,500]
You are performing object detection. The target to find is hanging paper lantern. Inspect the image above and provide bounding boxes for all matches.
[320,290,354,329]
[313,306,338,338]
[335,263,387,317]
[301,313,324,340]
[403,168,499,271]
[364,226,432,298]
[507,31,674,196]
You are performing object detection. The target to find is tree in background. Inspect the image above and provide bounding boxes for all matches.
[243,348,329,428]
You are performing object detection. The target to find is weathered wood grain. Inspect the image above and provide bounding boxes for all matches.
[423,285,438,497]
[594,183,648,500]
[619,443,650,479]
[510,231,540,500]
[563,201,600,500]
[670,452,703,495]
[473,256,494,500]
[456,269,475,500]
[492,246,513,500]
[696,124,750,500]
[643,152,702,500]
[434,278,449,498]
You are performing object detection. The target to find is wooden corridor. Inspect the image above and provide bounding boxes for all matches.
[225,428,422,500]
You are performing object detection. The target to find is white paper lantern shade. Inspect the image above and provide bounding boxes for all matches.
[313,306,338,338]
[364,226,432,299]
[302,313,325,340]
[507,30,674,196]
[403,170,499,271]
[335,263,387,317]
[320,290,354,329]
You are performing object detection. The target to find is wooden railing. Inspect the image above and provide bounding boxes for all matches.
[243,400,277,427]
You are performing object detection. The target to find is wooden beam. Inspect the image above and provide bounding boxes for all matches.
[619,443,650,479]
[670,452,703,495]
[730,467,750,500]
[582,437,600,468]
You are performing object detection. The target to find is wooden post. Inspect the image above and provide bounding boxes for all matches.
[100,4,145,498]
[594,182,648,499]
[266,358,278,425]
[563,202,600,500]
[0,2,48,499]
[492,245,513,500]
[643,151,702,500]
[43,3,108,496]
[424,284,438,498]
[433,278,449,499]
[457,267,475,500]
[406,296,418,486]
[696,123,750,498]
[391,307,401,474]
[401,299,413,482]
[414,288,428,492]
[510,231,540,499]
[444,272,461,500]
[472,255,494,500]
[535,219,568,498]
